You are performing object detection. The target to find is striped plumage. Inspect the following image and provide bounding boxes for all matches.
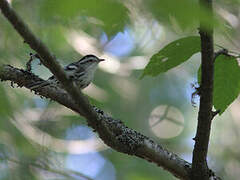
[29,55,104,90]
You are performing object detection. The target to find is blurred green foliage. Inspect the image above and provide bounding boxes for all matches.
[144,0,200,29]
[40,0,129,37]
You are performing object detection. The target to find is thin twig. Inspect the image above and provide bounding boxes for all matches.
[213,48,229,61]
[26,53,42,72]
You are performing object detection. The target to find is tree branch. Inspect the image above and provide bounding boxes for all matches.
[191,0,215,179]
[0,0,93,119]
[0,0,221,179]
[0,64,191,179]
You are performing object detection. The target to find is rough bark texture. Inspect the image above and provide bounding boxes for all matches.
[191,0,215,179]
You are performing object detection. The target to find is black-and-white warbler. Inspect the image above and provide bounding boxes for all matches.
[29,54,105,90]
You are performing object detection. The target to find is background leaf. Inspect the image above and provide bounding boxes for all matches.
[40,0,129,37]
[141,36,201,78]
[143,0,215,31]
[198,55,240,114]
[143,0,200,29]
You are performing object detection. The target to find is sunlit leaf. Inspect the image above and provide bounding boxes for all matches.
[198,55,240,114]
[141,36,200,78]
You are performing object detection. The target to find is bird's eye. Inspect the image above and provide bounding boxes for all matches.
[89,59,97,62]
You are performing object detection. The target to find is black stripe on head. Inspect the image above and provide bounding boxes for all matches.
[82,55,98,59]
[79,54,99,64]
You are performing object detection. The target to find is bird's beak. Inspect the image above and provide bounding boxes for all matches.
[99,59,105,62]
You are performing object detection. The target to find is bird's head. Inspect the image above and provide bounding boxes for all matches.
[78,55,105,70]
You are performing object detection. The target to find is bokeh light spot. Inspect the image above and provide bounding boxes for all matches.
[149,105,184,138]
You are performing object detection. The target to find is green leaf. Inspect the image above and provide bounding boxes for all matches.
[141,36,201,78]
[198,55,240,114]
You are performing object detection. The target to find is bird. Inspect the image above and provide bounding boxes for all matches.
[28,54,105,90]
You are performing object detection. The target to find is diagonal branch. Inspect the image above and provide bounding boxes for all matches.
[0,0,94,120]
[0,64,192,179]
